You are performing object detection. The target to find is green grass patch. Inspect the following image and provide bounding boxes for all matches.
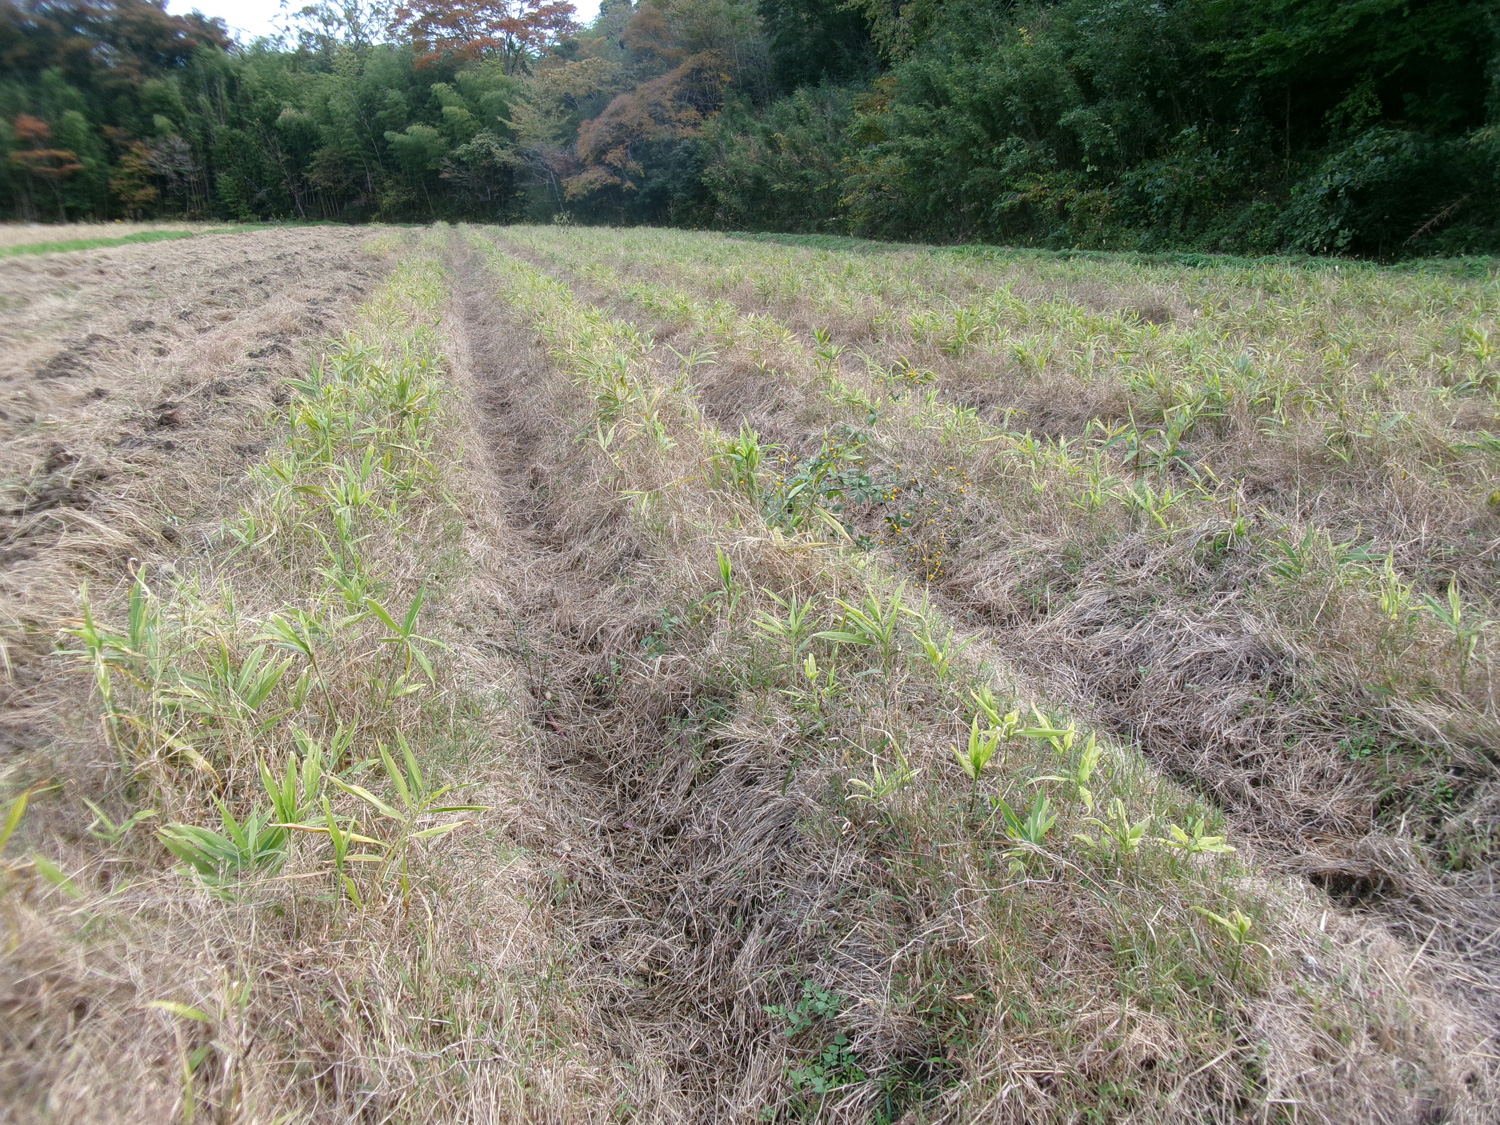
[0,228,218,259]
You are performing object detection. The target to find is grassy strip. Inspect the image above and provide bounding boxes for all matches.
[3,236,570,1120]
[538,226,1500,424]
[470,227,1483,1122]
[0,228,215,258]
[727,230,1500,278]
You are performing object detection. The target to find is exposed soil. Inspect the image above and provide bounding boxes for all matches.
[0,224,382,818]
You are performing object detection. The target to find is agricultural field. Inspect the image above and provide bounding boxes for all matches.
[1,224,1498,1124]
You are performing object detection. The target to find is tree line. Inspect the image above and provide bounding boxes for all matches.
[2,0,1496,256]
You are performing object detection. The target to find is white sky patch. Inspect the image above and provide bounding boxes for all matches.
[166,0,283,42]
[166,0,603,46]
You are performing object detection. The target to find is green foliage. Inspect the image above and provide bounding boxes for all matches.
[835,0,1496,254]
[765,980,842,1038]
[996,790,1057,849]
[786,1033,865,1100]
[3,0,1495,252]
[762,431,884,536]
[698,86,860,233]
[764,983,867,1111]
[0,14,525,221]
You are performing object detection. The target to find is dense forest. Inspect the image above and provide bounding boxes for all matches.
[2,0,1497,256]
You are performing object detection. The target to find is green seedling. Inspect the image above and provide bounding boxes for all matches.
[788,1033,865,1100]
[319,555,387,620]
[160,741,324,891]
[71,574,167,756]
[996,790,1058,848]
[2,784,41,855]
[1116,477,1188,529]
[1418,580,1492,691]
[365,588,450,699]
[1376,554,1414,622]
[817,589,905,670]
[811,327,845,372]
[147,999,214,1124]
[666,343,719,373]
[1162,817,1235,855]
[941,306,986,356]
[29,854,81,896]
[83,799,158,844]
[160,802,293,889]
[754,590,818,659]
[1,784,59,885]
[323,800,372,906]
[1268,528,1376,585]
[903,598,971,682]
[325,733,487,904]
[954,715,1001,816]
[1016,708,1077,756]
[222,510,270,556]
[970,686,1021,737]
[707,546,743,621]
[721,424,766,498]
[1,784,76,894]
[1032,730,1104,811]
[196,641,292,737]
[792,653,841,718]
[261,734,325,828]
[1076,798,1152,859]
[847,751,920,806]
[1193,906,1269,984]
[1268,528,1321,581]
[257,608,331,708]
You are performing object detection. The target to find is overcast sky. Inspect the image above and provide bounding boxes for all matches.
[165,0,602,45]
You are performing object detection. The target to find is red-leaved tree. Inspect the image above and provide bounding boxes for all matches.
[8,114,84,219]
[566,53,728,200]
[391,0,577,72]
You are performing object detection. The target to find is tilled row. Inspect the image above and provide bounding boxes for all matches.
[496,224,1500,1034]
[461,225,1494,1123]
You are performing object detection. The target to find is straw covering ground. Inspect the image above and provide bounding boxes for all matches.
[2,224,1498,1123]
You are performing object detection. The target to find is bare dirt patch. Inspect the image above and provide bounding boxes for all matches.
[0,225,382,923]
[0,227,380,622]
